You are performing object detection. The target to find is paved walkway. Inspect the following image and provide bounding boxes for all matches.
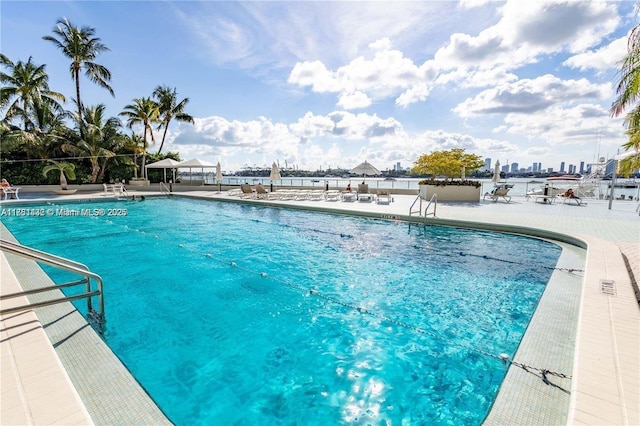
[1,191,638,425]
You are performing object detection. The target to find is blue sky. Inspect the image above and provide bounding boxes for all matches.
[1,1,635,173]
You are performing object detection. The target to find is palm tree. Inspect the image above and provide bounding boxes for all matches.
[152,85,194,154]
[42,18,113,120]
[42,160,76,190]
[2,98,71,160]
[0,54,66,130]
[72,104,122,183]
[120,97,159,180]
[611,5,640,175]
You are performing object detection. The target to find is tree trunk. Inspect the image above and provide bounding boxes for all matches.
[133,153,138,179]
[60,171,68,190]
[158,122,169,154]
[90,162,100,184]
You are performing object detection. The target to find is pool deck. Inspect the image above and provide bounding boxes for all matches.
[1,190,638,425]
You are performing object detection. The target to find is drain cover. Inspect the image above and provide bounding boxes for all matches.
[600,279,616,296]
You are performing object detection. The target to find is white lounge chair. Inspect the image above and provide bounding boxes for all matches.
[341,191,356,202]
[357,184,373,202]
[325,190,341,201]
[376,190,391,204]
[254,184,268,199]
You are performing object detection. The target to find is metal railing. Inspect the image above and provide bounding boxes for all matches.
[409,193,437,221]
[0,239,105,331]
[160,181,171,195]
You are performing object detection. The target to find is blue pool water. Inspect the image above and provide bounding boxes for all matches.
[1,198,561,425]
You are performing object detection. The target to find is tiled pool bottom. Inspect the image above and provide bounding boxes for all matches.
[1,221,584,426]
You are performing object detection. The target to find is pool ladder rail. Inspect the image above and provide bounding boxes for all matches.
[0,239,105,332]
[409,193,437,221]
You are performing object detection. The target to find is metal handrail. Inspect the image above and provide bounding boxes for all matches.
[424,193,437,218]
[0,239,105,330]
[409,194,422,217]
[409,193,437,221]
[160,182,170,195]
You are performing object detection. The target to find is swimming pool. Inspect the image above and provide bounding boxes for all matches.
[1,197,561,424]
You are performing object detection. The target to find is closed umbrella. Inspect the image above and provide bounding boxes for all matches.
[269,162,281,191]
[492,160,501,184]
[216,162,223,192]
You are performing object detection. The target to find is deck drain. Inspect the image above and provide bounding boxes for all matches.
[600,279,616,296]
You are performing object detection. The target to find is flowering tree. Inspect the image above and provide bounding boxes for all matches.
[411,148,484,180]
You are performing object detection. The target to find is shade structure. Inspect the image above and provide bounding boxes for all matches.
[351,160,380,177]
[145,158,181,183]
[176,158,217,185]
[492,160,501,184]
[270,162,282,181]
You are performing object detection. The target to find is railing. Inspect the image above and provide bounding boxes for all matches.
[409,193,437,221]
[160,181,170,195]
[0,239,105,331]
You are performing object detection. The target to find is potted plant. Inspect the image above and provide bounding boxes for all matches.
[42,160,78,194]
[412,148,484,201]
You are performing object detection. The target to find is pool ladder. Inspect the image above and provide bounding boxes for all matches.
[0,239,105,332]
[409,193,437,221]
[160,181,171,195]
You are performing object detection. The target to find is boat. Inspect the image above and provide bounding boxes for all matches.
[384,177,396,181]
[547,175,582,181]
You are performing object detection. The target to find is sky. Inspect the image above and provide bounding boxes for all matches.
[1,0,636,173]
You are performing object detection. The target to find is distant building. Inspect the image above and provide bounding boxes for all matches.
[579,161,585,174]
[532,163,538,173]
[395,162,401,171]
[560,161,565,173]
[510,163,519,173]
[538,162,542,172]
[568,164,575,174]
[484,158,491,171]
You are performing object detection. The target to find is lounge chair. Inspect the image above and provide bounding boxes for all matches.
[254,184,268,199]
[341,191,356,202]
[483,186,511,203]
[357,184,373,202]
[240,183,255,199]
[325,190,341,201]
[556,190,583,205]
[376,190,391,204]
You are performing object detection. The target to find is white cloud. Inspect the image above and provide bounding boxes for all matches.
[288,39,438,109]
[453,74,611,117]
[563,35,627,72]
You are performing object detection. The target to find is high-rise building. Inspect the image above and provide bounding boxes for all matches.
[560,161,565,173]
[538,162,542,172]
[396,162,401,171]
[532,163,538,172]
[484,158,491,171]
[579,161,585,174]
[510,163,519,173]
[568,164,575,174]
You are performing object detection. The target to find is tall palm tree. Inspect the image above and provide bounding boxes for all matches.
[120,97,159,179]
[72,104,122,183]
[42,18,113,120]
[611,10,640,175]
[152,85,194,154]
[0,54,66,130]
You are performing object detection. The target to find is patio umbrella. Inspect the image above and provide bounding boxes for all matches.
[269,162,281,191]
[350,160,380,178]
[216,161,223,192]
[492,160,501,184]
[145,158,181,183]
